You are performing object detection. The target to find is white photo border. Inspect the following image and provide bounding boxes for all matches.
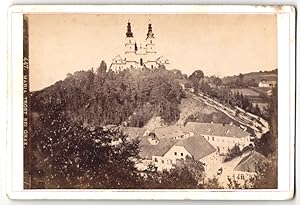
[6,5,295,200]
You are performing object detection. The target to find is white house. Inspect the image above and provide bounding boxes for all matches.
[141,134,216,171]
[258,80,277,88]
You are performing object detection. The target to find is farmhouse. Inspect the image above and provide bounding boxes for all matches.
[232,151,268,184]
[258,79,277,88]
[138,134,216,171]
[183,122,251,155]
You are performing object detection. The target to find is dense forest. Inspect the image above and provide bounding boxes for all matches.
[31,61,186,128]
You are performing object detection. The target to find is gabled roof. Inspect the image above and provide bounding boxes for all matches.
[234,151,268,173]
[184,122,250,138]
[139,138,179,160]
[174,134,216,160]
[121,126,179,160]
[154,125,184,139]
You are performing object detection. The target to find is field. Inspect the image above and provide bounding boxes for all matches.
[231,88,260,97]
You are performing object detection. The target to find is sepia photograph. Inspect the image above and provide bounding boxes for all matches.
[23,12,279,190]
[6,5,295,200]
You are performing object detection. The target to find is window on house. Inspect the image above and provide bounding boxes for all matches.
[174,152,177,156]
[154,158,158,162]
[181,153,184,156]
[212,137,214,141]
[129,40,131,43]
[150,40,152,44]
[241,174,245,180]
[161,160,164,164]
[207,136,209,140]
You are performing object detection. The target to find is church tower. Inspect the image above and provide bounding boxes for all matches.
[125,22,136,55]
[145,22,156,54]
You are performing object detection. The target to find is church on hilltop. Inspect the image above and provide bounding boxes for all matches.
[109,21,169,72]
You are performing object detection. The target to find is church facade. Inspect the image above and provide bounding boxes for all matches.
[110,22,169,72]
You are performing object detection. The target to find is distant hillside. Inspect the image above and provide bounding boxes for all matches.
[30,61,187,128]
[222,69,277,86]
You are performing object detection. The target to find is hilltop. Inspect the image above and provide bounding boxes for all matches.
[30,61,187,128]
[222,69,277,87]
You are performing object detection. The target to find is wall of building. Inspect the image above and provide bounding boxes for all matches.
[203,134,251,154]
[163,146,192,163]
[151,156,173,171]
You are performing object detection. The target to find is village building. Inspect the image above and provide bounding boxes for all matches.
[232,150,268,183]
[138,134,216,172]
[110,21,169,72]
[121,122,253,174]
[258,79,277,88]
[183,122,251,155]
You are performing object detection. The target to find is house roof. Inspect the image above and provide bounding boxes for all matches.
[121,126,178,160]
[154,125,185,139]
[234,151,268,173]
[139,138,179,160]
[184,122,250,138]
[175,134,216,160]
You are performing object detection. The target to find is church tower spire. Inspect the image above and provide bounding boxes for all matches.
[126,21,133,37]
[147,22,154,38]
[146,21,156,54]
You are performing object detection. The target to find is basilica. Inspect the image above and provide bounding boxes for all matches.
[109,21,169,72]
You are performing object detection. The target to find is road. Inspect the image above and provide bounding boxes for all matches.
[190,92,269,139]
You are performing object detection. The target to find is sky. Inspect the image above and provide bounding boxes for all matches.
[27,14,277,91]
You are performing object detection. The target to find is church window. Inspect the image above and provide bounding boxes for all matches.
[140,58,143,66]
[150,40,152,44]
[129,39,131,43]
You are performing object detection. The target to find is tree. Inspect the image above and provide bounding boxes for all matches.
[211,75,222,87]
[249,157,277,189]
[141,157,205,189]
[224,144,242,162]
[188,70,204,91]
[96,60,107,74]
[203,177,222,189]
[30,109,142,188]
[184,82,192,89]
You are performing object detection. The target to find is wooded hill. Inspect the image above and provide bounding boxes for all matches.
[31,61,186,128]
